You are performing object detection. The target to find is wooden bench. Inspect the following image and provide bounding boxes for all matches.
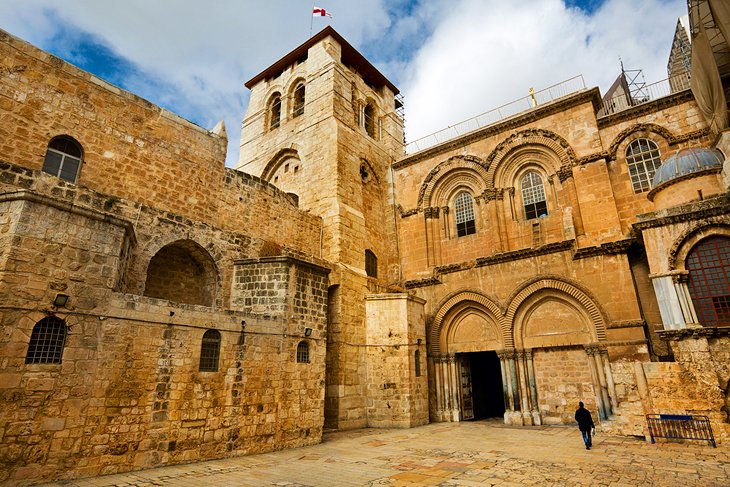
[646,414,716,447]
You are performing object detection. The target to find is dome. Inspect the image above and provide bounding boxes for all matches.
[652,147,724,189]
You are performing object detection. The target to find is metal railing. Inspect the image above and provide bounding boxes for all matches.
[646,414,716,447]
[598,75,691,117]
[405,75,586,154]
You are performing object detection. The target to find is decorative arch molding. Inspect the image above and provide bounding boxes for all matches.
[668,221,730,270]
[429,289,505,355]
[418,155,489,208]
[261,147,302,182]
[287,77,306,97]
[504,276,607,347]
[607,123,675,161]
[485,129,576,186]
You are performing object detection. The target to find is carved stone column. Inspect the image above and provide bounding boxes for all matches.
[524,349,542,425]
[432,355,445,420]
[496,350,512,415]
[600,348,617,413]
[446,354,460,422]
[516,351,533,425]
[585,345,609,420]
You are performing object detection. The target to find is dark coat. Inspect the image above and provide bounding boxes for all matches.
[575,406,594,432]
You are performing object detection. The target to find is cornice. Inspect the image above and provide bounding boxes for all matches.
[658,326,730,340]
[573,238,634,260]
[596,90,694,128]
[393,88,601,170]
[633,193,730,231]
[404,276,442,289]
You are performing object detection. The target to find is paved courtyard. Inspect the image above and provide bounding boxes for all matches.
[40,420,728,487]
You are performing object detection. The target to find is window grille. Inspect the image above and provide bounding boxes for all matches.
[454,192,476,237]
[199,329,221,372]
[365,249,378,278]
[296,341,309,363]
[626,138,662,193]
[269,94,282,130]
[26,316,67,364]
[687,236,730,327]
[521,170,548,219]
[42,136,82,183]
[292,84,305,117]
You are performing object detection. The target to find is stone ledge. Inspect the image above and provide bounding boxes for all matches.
[658,326,730,341]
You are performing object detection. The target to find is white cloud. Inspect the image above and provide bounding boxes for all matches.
[0,0,688,163]
[402,0,686,142]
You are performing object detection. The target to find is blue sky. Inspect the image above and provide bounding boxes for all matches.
[0,0,686,166]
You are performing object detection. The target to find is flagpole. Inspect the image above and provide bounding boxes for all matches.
[310,1,315,37]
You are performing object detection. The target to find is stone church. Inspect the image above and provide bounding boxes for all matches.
[1,1,729,484]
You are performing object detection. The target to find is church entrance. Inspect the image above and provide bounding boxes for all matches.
[457,351,505,420]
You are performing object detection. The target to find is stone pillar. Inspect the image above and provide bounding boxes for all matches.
[433,356,445,420]
[516,351,533,425]
[447,354,460,422]
[524,350,541,425]
[585,345,608,420]
[500,349,522,425]
[599,348,617,413]
[650,271,698,330]
[497,350,512,415]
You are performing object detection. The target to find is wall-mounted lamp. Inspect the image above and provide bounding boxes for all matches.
[53,293,69,307]
[304,327,313,337]
[417,338,422,345]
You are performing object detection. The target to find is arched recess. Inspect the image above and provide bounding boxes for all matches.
[606,123,674,162]
[668,221,730,271]
[417,155,489,208]
[492,147,564,190]
[429,290,506,355]
[143,239,219,307]
[505,277,607,349]
[485,129,575,186]
[261,147,302,182]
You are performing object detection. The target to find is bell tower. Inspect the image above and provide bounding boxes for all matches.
[237,27,406,429]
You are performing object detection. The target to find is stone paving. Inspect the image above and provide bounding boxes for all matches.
[38,420,729,487]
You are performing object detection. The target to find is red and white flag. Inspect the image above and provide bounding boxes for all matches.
[312,6,332,18]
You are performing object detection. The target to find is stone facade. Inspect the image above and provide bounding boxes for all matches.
[1,6,730,486]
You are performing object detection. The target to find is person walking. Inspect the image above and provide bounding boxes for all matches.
[575,401,595,450]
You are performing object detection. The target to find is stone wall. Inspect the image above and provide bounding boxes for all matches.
[365,294,428,428]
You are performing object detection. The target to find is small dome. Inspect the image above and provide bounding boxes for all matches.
[652,147,724,188]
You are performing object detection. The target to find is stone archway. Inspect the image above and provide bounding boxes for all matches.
[143,239,218,307]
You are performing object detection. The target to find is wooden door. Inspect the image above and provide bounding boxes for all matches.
[458,355,474,420]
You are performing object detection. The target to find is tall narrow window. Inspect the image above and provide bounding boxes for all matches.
[365,249,378,278]
[292,83,305,117]
[521,170,548,220]
[415,350,421,377]
[199,329,221,372]
[42,136,82,183]
[26,316,67,364]
[626,138,662,193]
[454,191,476,237]
[269,93,282,130]
[687,236,730,327]
[363,102,375,138]
[296,341,310,363]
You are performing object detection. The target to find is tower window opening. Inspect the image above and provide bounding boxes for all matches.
[42,136,83,183]
[293,83,305,117]
[363,102,376,138]
[269,93,282,130]
[365,249,378,278]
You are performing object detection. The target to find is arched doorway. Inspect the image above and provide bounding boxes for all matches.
[429,292,506,422]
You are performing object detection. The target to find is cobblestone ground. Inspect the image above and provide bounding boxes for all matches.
[39,420,729,487]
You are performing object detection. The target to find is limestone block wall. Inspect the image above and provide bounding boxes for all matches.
[364,294,428,428]
[533,348,597,424]
[0,29,322,257]
[0,294,327,485]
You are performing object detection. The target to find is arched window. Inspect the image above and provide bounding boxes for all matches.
[363,102,375,138]
[26,316,67,364]
[521,170,548,219]
[292,83,305,117]
[199,329,221,371]
[42,136,82,183]
[415,350,421,377]
[269,93,282,130]
[687,236,730,327]
[455,192,476,237]
[365,249,378,278]
[296,341,309,363]
[626,138,662,193]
